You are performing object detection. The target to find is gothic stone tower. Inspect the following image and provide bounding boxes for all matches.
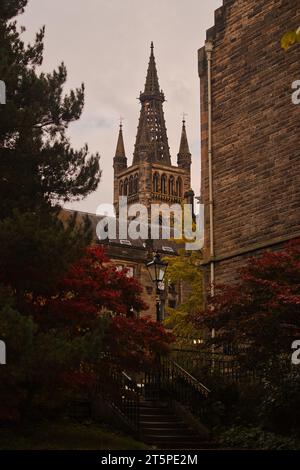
[113,43,192,217]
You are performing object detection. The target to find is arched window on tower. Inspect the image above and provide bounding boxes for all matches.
[176,177,182,197]
[169,176,174,195]
[119,180,124,196]
[161,174,167,194]
[134,174,139,194]
[153,172,159,193]
[129,175,134,195]
[124,178,128,196]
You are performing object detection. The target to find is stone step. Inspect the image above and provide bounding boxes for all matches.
[139,409,172,415]
[139,405,175,412]
[142,428,196,437]
[139,411,179,418]
[143,432,201,440]
[140,404,172,408]
[137,399,209,450]
[151,443,210,450]
[140,421,185,428]
[144,439,204,449]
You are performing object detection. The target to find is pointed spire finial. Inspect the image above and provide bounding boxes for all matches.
[178,116,191,158]
[114,120,126,159]
[133,44,171,166]
[143,42,160,96]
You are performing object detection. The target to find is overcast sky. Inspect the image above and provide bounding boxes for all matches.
[20,0,222,214]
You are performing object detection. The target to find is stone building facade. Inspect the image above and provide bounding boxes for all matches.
[198,0,300,288]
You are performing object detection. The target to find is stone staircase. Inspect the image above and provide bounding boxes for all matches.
[139,399,209,449]
[102,358,212,449]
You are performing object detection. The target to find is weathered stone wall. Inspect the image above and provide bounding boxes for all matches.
[199,0,300,285]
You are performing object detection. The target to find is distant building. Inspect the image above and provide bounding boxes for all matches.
[198,0,300,290]
[63,44,195,320]
[61,207,182,321]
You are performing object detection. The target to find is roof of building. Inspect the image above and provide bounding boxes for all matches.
[59,208,181,258]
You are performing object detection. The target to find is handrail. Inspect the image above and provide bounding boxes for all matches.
[143,357,211,419]
[171,360,211,397]
[121,371,140,391]
[170,348,257,384]
[121,371,133,382]
[161,357,210,418]
[97,367,140,435]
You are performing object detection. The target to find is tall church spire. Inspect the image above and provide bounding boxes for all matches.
[177,118,191,170]
[113,45,192,217]
[113,122,127,174]
[133,43,171,166]
[144,41,160,95]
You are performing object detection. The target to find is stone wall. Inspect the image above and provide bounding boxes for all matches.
[199,0,300,285]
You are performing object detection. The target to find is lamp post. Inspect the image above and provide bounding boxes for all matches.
[145,251,168,399]
[146,252,168,322]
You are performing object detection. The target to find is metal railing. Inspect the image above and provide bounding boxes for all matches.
[96,356,211,432]
[170,348,257,384]
[143,357,210,418]
[96,367,140,435]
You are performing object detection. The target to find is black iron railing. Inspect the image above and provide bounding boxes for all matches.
[143,357,210,418]
[170,349,257,384]
[96,367,140,435]
[112,370,140,433]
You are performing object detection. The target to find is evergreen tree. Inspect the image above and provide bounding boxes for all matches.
[0,0,101,299]
[0,0,101,216]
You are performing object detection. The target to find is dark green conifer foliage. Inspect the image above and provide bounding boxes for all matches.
[0,0,101,216]
[0,0,101,297]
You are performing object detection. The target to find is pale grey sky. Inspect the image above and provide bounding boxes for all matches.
[20,0,222,214]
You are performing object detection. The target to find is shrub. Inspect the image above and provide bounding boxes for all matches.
[217,425,300,450]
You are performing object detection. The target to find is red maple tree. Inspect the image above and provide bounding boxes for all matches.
[105,315,174,372]
[30,245,173,375]
[33,245,147,330]
[194,239,300,367]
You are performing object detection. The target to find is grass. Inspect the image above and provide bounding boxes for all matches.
[0,421,147,450]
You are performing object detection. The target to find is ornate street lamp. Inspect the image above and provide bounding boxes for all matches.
[146,252,168,322]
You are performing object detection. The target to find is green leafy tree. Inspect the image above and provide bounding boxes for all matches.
[164,248,204,343]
